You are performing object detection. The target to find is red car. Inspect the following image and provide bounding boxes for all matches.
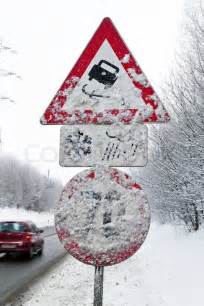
[0,221,44,259]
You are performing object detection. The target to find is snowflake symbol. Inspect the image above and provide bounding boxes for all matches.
[64,129,92,162]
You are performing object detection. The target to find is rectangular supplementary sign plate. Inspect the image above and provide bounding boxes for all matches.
[59,124,148,167]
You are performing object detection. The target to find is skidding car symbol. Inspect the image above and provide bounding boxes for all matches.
[88,60,119,87]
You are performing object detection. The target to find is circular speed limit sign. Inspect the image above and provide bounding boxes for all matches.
[55,167,150,266]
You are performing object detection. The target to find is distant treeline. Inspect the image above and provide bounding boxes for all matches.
[0,156,62,212]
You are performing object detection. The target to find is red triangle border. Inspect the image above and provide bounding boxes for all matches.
[41,17,170,125]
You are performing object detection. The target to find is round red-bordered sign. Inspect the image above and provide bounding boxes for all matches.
[55,167,150,266]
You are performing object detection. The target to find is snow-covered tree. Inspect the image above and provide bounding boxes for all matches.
[0,40,20,104]
[134,3,204,231]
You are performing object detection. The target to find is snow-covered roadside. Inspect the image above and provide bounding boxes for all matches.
[0,207,54,227]
[6,222,204,306]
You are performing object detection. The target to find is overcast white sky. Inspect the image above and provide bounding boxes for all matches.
[0,0,185,184]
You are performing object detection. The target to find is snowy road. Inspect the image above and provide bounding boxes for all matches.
[0,227,66,305]
[6,223,204,306]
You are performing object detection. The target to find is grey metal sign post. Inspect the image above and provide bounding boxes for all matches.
[94,266,104,306]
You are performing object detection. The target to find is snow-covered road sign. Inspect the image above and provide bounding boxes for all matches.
[60,124,148,166]
[40,16,169,306]
[41,17,169,125]
[55,167,150,266]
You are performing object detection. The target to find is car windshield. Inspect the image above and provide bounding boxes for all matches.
[0,222,25,232]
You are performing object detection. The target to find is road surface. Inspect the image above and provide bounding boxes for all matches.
[0,227,66,305]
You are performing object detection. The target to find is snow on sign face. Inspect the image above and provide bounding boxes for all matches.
[62,40,146,114]
[41,18,170,125]
[55,167,150,266]
[60,124,148,166]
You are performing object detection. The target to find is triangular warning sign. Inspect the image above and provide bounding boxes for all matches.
[41,18,170,125]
